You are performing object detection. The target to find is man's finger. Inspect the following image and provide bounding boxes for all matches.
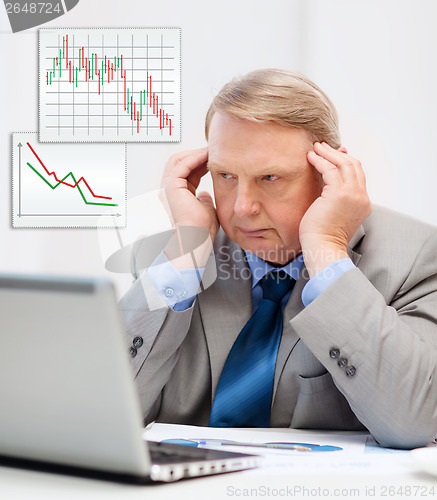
[307,150,342,189]
[314,142,360,186]
[197,191,215,208]
[162,149,200,178]
[187,163,209,192]
[162,148,208,187]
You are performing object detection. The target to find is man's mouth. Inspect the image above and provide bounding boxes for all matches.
[237,227,268,237]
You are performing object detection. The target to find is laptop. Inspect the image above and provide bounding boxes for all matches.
[0,274,260,483]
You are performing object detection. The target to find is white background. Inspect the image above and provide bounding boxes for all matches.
[1,0,436,297]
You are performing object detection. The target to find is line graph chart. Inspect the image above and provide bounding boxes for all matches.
[13,133,126,228]
[26,141,118,206]
[39,28,181,142]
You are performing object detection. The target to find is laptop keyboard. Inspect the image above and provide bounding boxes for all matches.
[147,440,252,465]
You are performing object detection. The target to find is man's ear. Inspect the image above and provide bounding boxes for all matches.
[337,146,348,154]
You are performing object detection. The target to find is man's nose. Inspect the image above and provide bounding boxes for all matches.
[234,184,261,217]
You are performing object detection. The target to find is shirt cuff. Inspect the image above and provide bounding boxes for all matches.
[147,251,205,311]
[301,258,355,307]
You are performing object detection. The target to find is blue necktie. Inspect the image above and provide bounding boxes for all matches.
[209,270,295,428]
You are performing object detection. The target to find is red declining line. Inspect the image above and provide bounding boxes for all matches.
[26,142,112,200]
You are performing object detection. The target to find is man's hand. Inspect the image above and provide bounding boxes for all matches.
[161,148,219,269]
[300,142,372,278]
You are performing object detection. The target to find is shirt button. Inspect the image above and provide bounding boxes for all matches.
[337,357,348,369]
[329,348,340,359]
[133,336,143,348]
[345,365,356,377]
[181,289,188,298]
[163,287,174,297]
[129,346,137,358]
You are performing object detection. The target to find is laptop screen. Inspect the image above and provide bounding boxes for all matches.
[0,275,151,477]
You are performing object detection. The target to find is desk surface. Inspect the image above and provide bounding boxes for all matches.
[1,429,436,500]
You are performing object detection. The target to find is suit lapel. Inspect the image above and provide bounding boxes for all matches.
[273,265,307,397]
[198,235,253,400]
[347,224,365,266]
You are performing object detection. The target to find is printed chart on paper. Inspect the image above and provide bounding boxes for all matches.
[12,133,126,228]
[39,28,181,142]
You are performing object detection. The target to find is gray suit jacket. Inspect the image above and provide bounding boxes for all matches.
[119,205,437,449]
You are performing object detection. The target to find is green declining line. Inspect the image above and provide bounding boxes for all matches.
[27,162,118,207]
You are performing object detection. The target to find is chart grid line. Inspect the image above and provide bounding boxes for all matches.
[39,28,180,142]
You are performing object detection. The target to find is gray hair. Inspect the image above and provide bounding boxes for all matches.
[205,68,341,148]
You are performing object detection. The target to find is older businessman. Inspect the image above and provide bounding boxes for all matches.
[120,69,437,449]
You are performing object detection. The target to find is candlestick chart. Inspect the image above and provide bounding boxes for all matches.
[39,28,180,142]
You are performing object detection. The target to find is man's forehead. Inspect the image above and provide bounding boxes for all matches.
[207,141,311,175]
[208,114,312,157]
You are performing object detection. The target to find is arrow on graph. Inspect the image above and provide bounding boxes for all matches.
[18,143,22,216]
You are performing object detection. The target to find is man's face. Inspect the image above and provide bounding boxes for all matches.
[207,112,322,266]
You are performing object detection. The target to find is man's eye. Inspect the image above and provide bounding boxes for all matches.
[263,174,279,182]
[220,173,233,179]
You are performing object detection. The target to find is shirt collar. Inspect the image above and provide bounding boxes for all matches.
[244,251,304,289]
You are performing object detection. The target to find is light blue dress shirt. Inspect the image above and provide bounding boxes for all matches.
[245,251,303,313]
[147,248,355,311]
